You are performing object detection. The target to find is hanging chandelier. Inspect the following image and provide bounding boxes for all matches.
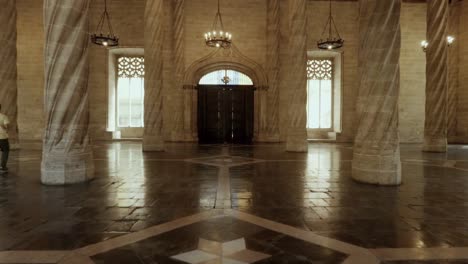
[91,0,119,47]
[420,36,455,52]
[317,0,344,50]
[204,0,232,49]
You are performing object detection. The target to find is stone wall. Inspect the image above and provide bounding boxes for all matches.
[183,0,267,141]
[88,0,146,140]
[301,0,359,143]
[16,0,44,141]
[13,0,464,145]
[185,0,267,69]
[400,3,427,143]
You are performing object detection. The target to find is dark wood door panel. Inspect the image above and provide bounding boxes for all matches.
[198,85,254,145]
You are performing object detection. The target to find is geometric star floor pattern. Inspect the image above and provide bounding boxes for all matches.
[1,142,468,263]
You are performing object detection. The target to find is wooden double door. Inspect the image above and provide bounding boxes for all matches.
[198,85,254,144]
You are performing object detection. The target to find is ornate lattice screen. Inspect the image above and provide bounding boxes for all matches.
[307,59,333,80]
[118,57,145,78]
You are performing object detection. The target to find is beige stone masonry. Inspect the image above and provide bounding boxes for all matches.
[263,0,281,142]
[285,0,308,152]
[352,0,402,185]
[143,0,165,151]
[170,0,186,142]
[456,1,468,141]
[423,0,448,152]
[0,0,19,148]
[41,0,94,185]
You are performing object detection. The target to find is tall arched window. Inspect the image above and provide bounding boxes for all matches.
[199,69,253,85]
[305,51,342,141]
[107,48,145,139]
[117,57,145,128]
[307,59,333,129]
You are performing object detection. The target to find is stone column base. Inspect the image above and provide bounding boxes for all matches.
[184,135,197,142]
[169,131,185,142]
[143,135,164,151]
[352,151,401,186]
[256,133,281,143]
[9,139,20,150]
[41,150,94,185]
[182,130,197,142]
[422,137,447,152]
[286,128,308,152]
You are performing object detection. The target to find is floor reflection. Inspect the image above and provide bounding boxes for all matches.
[0,142,468,254]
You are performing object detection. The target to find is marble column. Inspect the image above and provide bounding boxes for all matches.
[0,0,19,149]
[423,0,448,152]
[447,5,460,143]
[170,0,185,142]
[352,0,401,185]
[447,5,458,141]
[143,0,165,151]
[285,0,308,152]
[265,0,281,142]
[42,0,94,185]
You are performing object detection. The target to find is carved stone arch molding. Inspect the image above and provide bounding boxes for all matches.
[183,44,268,90]
[182,45,269,142]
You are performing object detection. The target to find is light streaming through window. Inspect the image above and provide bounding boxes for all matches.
[307,59,333,129]
[199,69,253,85]
[117,57,145,127]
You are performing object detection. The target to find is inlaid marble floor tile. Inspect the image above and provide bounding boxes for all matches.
[1,143,468,263]
[172,249,219,263]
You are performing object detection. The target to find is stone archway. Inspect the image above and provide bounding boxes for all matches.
[182,45,268,142]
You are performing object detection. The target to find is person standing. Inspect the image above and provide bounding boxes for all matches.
[0,104,10,172]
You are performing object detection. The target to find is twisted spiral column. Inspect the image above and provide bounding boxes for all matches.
[285,0,308,152]
[41,0,94,185]
[170,0,185,141]
[181,0,194,141]
[265,0,280,142]
[143,0,165,151]
[447,5,457,140]
[423,0,448,152]
[0,0,18,148]
[447,31,457,139]
[352,0,401,185]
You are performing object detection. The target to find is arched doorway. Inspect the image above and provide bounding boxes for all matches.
[198,69,254,144]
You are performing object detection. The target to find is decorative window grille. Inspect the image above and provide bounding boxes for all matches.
[307,59,332,80]
[118,57,145,78]
[307,59,333,129]
[117,57,145,128]
[199,70,253,85]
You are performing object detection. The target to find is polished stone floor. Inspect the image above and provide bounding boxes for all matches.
[0,142,468,263]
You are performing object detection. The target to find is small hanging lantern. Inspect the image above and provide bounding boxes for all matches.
[317,0,344,50]
[91,0,119,47]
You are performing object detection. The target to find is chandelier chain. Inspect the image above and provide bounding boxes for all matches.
[211,0,225,31]
[329,0,332,37]
[96,0,115,36]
